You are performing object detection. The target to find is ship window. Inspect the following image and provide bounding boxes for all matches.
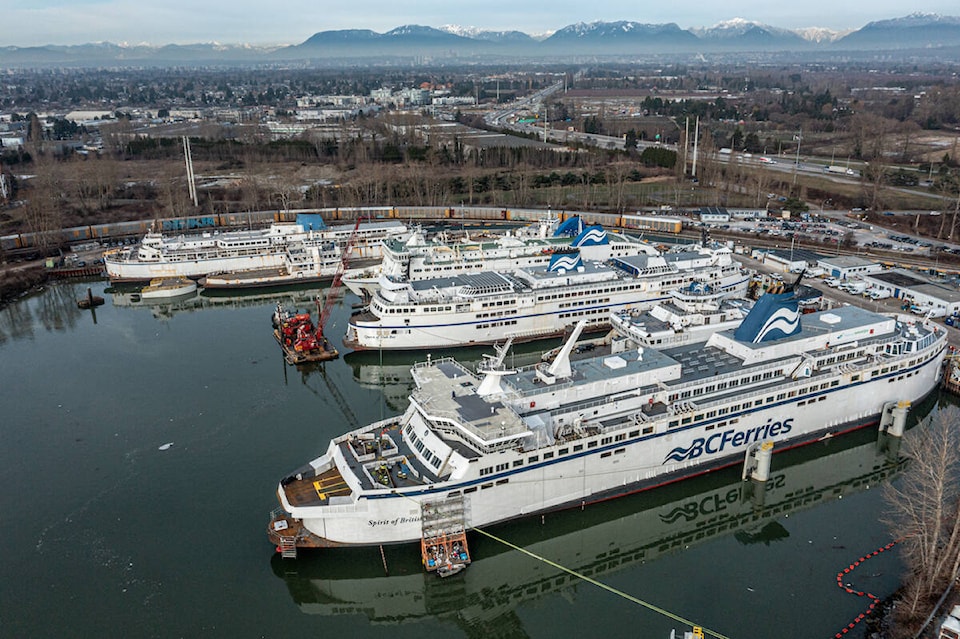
[543,452,554,459]
[643,426,653,435]
[479,467,492,476]
[513,460,523,468]
[615,434,626,441]
[463,486,477,494]
[681,417,692,425]
[588,441,598,449]
[614,448,626,455]
[629,430,639,438]
[766,396,774,404]
[496,478,509,485]
[528,455,539,463]
[496,463,509,472]
[574,444,583,452]
[601,437,612,445]
[831,380,839,387]
[601,451,612,458]
[694,414,704,422]
[669,420,679,428]
[481,483,493,490]
[559,448,569,455]
[447,491,460,498]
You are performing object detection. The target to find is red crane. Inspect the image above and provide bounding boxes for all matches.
[316,215,364,340]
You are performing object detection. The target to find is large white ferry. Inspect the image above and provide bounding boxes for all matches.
[273,427,908,629]
[270,283,946,548]
[103,214,407,283]
[341,216,659,298]
[343,244,748,351]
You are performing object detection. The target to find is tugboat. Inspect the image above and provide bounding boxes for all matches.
[272,300,339,364]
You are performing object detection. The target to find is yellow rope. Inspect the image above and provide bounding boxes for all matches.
[471,525,732,639]
[399,486,729,637]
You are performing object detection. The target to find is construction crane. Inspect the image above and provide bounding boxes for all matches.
[317,215,364,341]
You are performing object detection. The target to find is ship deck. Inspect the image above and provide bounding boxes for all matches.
[283,465,353,507]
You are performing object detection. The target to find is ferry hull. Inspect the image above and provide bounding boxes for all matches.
[344,276,751,351]
[283,350,942,547]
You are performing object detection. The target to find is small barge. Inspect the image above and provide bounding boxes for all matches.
[272,302,339,364]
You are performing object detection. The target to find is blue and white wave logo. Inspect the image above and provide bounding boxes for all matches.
[548,252,583,272]
[733,290,803,343]
[752,306,800,343]
[688,281,712,294]
[571,225,609,247]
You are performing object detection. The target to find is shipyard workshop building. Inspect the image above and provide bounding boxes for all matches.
[755,248,825,273]
[862,269,960,315]
[817,255,883,281]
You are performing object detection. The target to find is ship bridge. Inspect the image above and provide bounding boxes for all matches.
[411,358,530,454]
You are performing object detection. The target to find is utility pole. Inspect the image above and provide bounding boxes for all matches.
[182,136,198,208]
[692,116,700,179]
[792,127,802,187]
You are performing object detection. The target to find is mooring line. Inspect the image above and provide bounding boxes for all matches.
[472,525,731,639]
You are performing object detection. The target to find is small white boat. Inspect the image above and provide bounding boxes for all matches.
[139,277,198,300]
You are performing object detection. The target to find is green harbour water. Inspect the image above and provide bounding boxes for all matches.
[0,279,949,638]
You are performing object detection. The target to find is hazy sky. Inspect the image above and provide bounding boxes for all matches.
[2,1,958,47]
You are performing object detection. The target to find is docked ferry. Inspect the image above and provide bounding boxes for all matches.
[341,216,659,298]
[270,282,946,548]
[104,214,407,283]
[343,244,748,351]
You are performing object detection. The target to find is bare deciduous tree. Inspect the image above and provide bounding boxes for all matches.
[882,405,960,632]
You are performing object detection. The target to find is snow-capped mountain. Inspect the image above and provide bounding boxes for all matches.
[838,12,960,49]
[4,13,960,68]
[439,25,534,43]
[794,27,849,43]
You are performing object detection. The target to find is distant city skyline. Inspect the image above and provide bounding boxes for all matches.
[2,1,959,47]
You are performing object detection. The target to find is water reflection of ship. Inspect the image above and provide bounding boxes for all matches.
[107,285,326,320]
[270,422,921,635]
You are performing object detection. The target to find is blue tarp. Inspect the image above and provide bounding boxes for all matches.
[296,214,328,231]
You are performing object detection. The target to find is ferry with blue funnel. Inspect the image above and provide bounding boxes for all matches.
[343,242,747,351]
[270,279,946,549]
[341,215,658,298]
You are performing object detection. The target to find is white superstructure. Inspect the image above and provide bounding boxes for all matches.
[272,287,946,547]
[609,286,754,348]
[343,244,749,350]
[104,217,407,282]
[342,215,658,298]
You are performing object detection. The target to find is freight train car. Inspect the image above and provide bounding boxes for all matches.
[619,214,684,234]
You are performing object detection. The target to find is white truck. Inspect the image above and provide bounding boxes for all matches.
[825,165,856,175]
[843,281,868,294]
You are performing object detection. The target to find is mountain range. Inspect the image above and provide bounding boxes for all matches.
[3,13,960,67]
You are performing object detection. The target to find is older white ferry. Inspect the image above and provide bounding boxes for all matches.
[341,216,658,298]
[104,214,407,283]
[270,283,946,548]
[343,244,748,351]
